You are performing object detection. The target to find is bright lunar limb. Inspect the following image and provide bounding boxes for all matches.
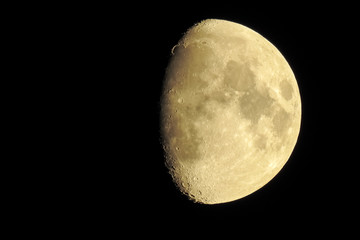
[160,19,301,204]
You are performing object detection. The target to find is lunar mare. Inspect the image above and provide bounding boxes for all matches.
[160,19,301,204]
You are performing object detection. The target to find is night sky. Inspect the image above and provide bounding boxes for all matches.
[60,3,357,232]
[127,5,355,218]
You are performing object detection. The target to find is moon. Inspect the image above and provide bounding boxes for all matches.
[160,19,301,204]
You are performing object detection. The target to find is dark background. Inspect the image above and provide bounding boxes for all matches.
[15,2,356,234]
[101,4,358,227]
[118,5,354,214]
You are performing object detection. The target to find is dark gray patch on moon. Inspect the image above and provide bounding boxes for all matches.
[224,60,256,91]
[175,124,203,162]
[194,91,230,121]
[238,89,274,123]
[211,90,229,105]
[254,134,267,149]
[272,108,291,136]
[279,79,293,100]
[163,115,203,164]
[194,95,215,120]
[222,60,275,123]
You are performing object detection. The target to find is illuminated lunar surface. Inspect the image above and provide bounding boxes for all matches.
[160,19,301,204]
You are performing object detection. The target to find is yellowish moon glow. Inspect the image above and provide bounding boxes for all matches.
[160,19,301,204]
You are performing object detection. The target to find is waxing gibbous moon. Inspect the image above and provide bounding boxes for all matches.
[160,19,301,204]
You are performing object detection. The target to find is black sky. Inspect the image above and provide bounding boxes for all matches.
[129,5,351,208]
[69,3,357,232]
[9,2,358,236]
